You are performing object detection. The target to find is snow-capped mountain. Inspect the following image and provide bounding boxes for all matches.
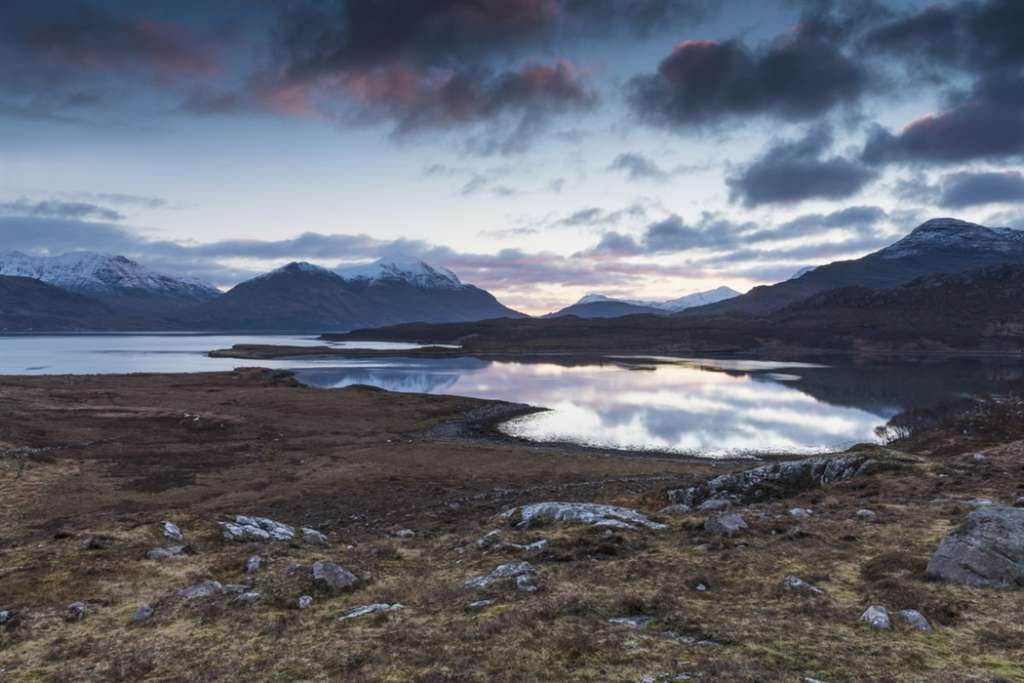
[558,286,740,318]
[0,251,219,299]
[335,257,462,289]
[686,217,1024,316]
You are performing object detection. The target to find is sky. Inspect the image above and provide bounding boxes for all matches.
[1,0,1023,314]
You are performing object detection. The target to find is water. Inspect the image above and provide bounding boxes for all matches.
[1,335,1020,458]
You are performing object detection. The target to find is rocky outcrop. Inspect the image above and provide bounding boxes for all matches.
[926,505,1024,588]
[499,502,667,531]
[464,561,537,591]
[220,516,296,542]
[667,453,897,507]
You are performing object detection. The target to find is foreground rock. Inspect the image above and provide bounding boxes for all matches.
[499,502,667,530]
[925,505,1024,588]
[667,452,897,507]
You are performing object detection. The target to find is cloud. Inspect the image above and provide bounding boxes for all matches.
[938,171,1024,208]
[626,19,866,129]
[727,126,876,206]
[0,198,124,221]
[607,153,704,182]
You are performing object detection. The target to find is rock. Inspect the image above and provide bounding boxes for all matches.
[311,561,359,593]
[297,595,313,610]
[161,520,183,542]
[178,580,224,600]
[505,538,548,553]
[898,609,931,631]
[859,605,891,629]
[395,528,415,538]
[608,615,655,629]
[79,535,114,550]
[220,515,295,542]
[964,498,995,507]
[244,555,262,574]
[233,592,261,606]
[0,610,15,627]
[972,452,987,463]
[499,502,667,531]
[789,507,813,520]
[338,603,405,620]
[856,509,877,521]
[464,561,536,590]
[668,453,896,507]
[467,599,496,610]
[515,573,539,592]
[704,512,747,537]
[476,529,503,549]
[146,545,187,561]
[782,575,823,595]
[659,503,692,516]
[222,584,249,595]
[132,603,154,624]
[926,505,1024,588]
[1015,496,1024,508]
[66,601,89,622]
[301,527,329,546]
[698,498,732,512]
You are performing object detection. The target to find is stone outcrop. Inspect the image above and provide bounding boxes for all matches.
[926,505,1024,588]
[499,502,667,531]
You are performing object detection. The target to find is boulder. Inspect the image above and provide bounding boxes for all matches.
[146,545,187,561]
[311,561,359,593]
[704,512,747,537]
[244,555,262,574]
[782,575,823,595]
[789,507,813,520]
[161,521,183,542]
[395,528,416,538]
[464,561,536,590]
[178,580,224,600]
[856,509,877,521]
[667,453,895,507]
[859,605,891,629]
[898,609,931,631]
[301,527,329,546]
[220,515,295,542]
[66,601,89,622]
[297,595,313,610]
[132,603,154,624]
[499,502,667,531]
[233,592,261,606]
[338,603,405,620]
[0,610,13,626]
[925,505,1024,588]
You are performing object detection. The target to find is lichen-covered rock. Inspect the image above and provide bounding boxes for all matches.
[220,515,296,542]
[499,502,667,531]
[898,609,931,631]
[338,603,405,620]
[704,512,747,537]
[925,505,1024,588]
[668,453,896,507]
[859,605,891,629]
[178,580,224,600]
[311,561,358,593]
[464,561,536,590]
[161,520,183,542]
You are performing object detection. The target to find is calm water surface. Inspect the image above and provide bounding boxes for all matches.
[1,335,1020,458]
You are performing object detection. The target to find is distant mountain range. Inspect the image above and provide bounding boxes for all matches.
[0,253,522,332]
[549,286,739,318]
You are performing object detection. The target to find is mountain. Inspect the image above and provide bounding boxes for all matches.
[182,258,523,331]
[0,275,127,331]
[0,251,220,317]
[549,286,739,318]
[684,218,1024,316]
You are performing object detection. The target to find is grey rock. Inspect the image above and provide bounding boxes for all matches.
[608,615,655,629]
[964,498,995,507]
[668,453,895,507]
[233,592,261,606]
[658,504,692,516]
[311,561,359,593]
[698,498,732,512]
[161,521,183,542]
[506,538,548,553]
[178,580,224,600]
[476,529,503,549]
[244,555,262,574]
[464,561,536,590]
[500,502,667,531]
[0,610,13,626]
[395,528,415,538]
[222,584,249,595]
[972,452,987,463]
[220,515,295,542]
[467,599,496,610]
[338,603,405,620]
[146,545,186,561]
[297,595,313,610]
[66,601,89,622]
[926,505,1024,588]
[1015,496,1024,508]
[860,605,891,629]
[704,512,747,537]
[789,507,813,520]
[898,609,931,631]
[782,575,823,595]
[131,603,154,624]
[515,573,539,592]
[301,527,329,546]
[856,509,877,521]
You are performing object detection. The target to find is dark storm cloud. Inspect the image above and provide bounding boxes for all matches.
[727,126,876,206]
[626,18,866,129]
[938,171,1024,208]
[0,198,124,221]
